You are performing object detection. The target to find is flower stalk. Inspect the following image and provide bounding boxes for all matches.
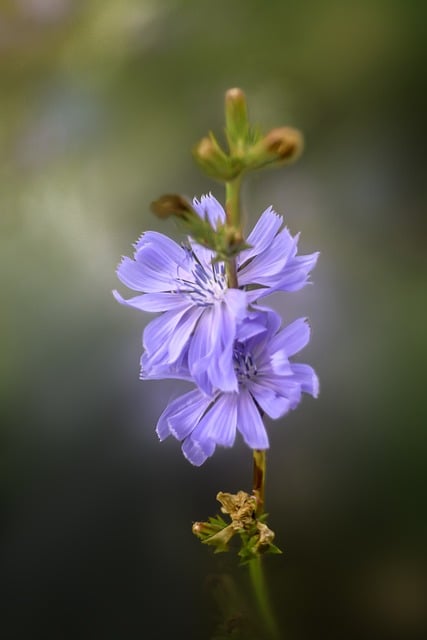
[248,555,280,640]
[115,85,319,640]
[253,449,266,516]
[224,176,242,288]
[249,448,281,638]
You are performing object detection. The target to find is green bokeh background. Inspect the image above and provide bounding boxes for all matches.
[1,1,426,638]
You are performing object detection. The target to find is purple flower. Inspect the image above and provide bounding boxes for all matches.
[113,193,318,395]
[155,309,319,466]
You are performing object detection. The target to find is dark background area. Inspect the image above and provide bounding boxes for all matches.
[1,1,426,638]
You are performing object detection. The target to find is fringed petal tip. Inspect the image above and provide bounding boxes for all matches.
[112,289,126,305]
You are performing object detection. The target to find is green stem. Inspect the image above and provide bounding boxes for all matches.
[225,175,242,228]
[250,450,280,637]
[224,175,242,288]
[248,555,280,639]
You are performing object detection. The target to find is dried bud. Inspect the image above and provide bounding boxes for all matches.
[150,194,194,220]
[263,126,304,162]
[256,521,275,548]
[217,491,257,530]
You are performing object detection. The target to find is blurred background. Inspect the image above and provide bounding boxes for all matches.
[1,1,426,638]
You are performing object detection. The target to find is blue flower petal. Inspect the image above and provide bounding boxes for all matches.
[270,317,311,357]
[167,307,204,362]
[238,230,296,289]
[167,391,211,441]
[113,290,189,312]
[143,306,200,364]
[140,354,192,381]
[270,252,319,293]
[182,436,216,466]
[156,389,204,441]
[248,382,291,419]
[291,363,320,397]
[223,288,248,320]
[134,231,187,263]
[192,193,226,228]
[188,304,238,394]
[239,207,282,262]
[237,389,269,449]
[191,393,238,447]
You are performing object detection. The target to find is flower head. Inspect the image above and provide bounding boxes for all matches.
[154,309,319,466]
[113,193,318,395]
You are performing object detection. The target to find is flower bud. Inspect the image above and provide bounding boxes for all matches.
[225,87,249,151]
[245,126,304,170]
[150,194,194,220]
[263,126,304,162]
[192,133,240,181]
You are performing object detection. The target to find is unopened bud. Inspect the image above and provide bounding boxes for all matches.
[225,87,250,154]
[192,133,240,181]
[245,126,304,170]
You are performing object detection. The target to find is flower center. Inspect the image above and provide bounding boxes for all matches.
[233,342,257,383]
[176,249,227,306]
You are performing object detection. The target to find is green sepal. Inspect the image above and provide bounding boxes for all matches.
[192,132,243,182]
[192,515,234,553]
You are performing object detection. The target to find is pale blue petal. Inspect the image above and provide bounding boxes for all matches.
[207,304,238,393]
[191,393,238,447]
[243,308,282,363]
[156,389,204,441]
[248,382,291,419]
[187,307,219,391]
[182,436,216,466]
[257,374,302,408]
[291,364,320,397]
[113,290,189,312]
[272,252,319,292]
[192,193,226,227]
[134,231,187,265]
[238,207,282,263]
[235,316,268,342]
[167,392,212,441]
[237,389,269,449]
[116,255,173,294]
[134,243,183,281]
[187,304,239,394]
[268,349,292,376]
[143,306,196,360]
[245,287,270,304]
[238,229,297,288]
[270,318,310,357]
[140,350,191,381]
[223,287,249,321]
[167,307,203,362]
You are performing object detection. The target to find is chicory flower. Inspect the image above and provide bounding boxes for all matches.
[154,309,319,465]
[114,194,318,395]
